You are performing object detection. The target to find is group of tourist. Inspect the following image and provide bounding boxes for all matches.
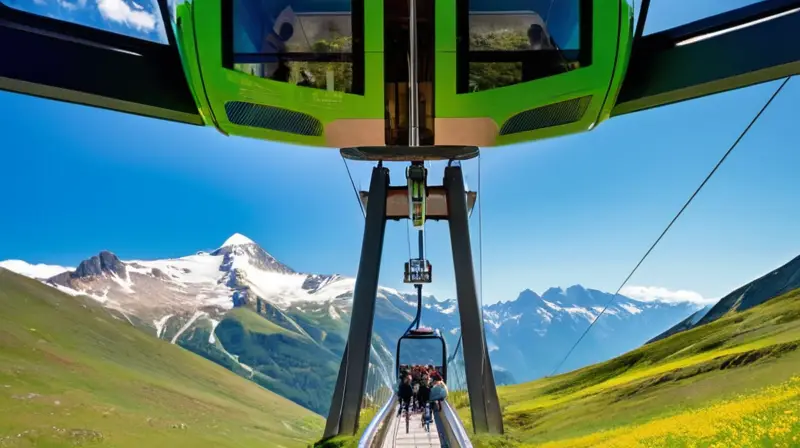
[396,364,448,418]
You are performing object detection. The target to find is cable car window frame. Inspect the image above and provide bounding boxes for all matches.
[221,0,365,95]
[455,0,594,93]
[395,328,448,383]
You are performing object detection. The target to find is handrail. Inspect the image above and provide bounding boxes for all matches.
[441,400,473,448]
[358,394,397,448]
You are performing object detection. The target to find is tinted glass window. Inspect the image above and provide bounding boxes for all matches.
[398,338,445,369]
[459,0,586,93]
[1,0,168,43]
[231,0,361,94]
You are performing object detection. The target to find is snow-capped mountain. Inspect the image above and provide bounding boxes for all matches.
[480,286,699,380]
[0,233,702,410]
[0,260,72,280]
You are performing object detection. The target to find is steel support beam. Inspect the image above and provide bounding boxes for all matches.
[0,4,202,125]
[444,165,504,435]
[613,2,800,116]
[324,166,389,437]
[323,343,350,437]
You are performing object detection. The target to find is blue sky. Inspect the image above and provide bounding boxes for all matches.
[1,0,798,306]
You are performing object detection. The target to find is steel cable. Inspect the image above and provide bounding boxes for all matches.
[549,77,792,376]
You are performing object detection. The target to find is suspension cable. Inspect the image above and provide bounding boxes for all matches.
[341,155,366,218]
[549,76,792,377]
[406,219,412,262]
[425,161,430,253]
[477,152,488,380]
[478,154,485,313]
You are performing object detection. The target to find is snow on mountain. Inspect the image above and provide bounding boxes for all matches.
[1,234,706,389]
[0,260,72,279]
[480,285,701,381]
[12,235,363,323]
[219,232,256,248]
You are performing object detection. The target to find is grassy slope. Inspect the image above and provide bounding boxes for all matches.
[313,407,380,448]
[215,307,341,415]
[0,269,323,448]
[226,307,298,337]
[462,288,800,447]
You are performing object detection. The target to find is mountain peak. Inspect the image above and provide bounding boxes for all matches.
[73,251,127,279]
[220,233,256,248]
[542,287,566,297]
[517,289,542,302]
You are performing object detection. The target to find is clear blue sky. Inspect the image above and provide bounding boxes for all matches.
[1,0,798,305]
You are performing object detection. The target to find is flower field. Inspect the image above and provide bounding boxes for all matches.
[461,288,800,448]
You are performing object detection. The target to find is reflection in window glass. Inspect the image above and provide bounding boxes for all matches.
[461,0,584,92]
[231,0,357,93]
[468,62,522,93]
[1,0,168,43]
[643,0,767,35]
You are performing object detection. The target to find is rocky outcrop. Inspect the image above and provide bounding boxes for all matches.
[48,251,128,288]
[213,243,295,275]
[74,251,127,279]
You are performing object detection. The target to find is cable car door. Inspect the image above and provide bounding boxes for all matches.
[383,0,435,146]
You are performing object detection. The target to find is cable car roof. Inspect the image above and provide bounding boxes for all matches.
[408,327,436,336]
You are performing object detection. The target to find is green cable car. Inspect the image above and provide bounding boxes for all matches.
[175,0,632,148]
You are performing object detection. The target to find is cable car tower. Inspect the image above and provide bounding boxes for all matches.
[323,149,504,437]
[324,2,503,431]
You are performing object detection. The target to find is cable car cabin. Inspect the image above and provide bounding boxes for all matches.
[404,259,432,283]
[396,327,448,382]
[175,0,631,148]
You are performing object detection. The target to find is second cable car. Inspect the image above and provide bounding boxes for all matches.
[396,327,448,383]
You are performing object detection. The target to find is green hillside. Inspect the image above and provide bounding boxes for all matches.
[0,268,323,448]
[463,288,800,447]
[214,307,341,415]
[172,298,393,417]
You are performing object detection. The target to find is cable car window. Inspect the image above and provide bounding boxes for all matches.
[0,0,169,43]
[456,0,590,93]
[228,0,364,94]
[398,338,446,372]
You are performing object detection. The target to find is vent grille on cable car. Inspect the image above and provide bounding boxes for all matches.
[224,101,323,136]
[499,96,592,136]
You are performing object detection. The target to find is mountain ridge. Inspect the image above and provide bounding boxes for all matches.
[648,253,800,343]
[0,233,704,408]
[0,267,322,447]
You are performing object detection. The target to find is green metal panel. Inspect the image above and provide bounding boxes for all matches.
[189,0,385,147]
[597,2,634,124]
[434,0,633,147]
[175,2,216,129]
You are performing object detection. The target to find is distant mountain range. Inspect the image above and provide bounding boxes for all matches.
[649,254,800,344]
[0,234,710,412]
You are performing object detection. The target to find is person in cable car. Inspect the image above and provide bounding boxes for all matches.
[264,21,294,82]
[522,19,568,80]
[429,373,448,411]
[527,22,555,51]
[397,374,414,417]
[418,374,431,414]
